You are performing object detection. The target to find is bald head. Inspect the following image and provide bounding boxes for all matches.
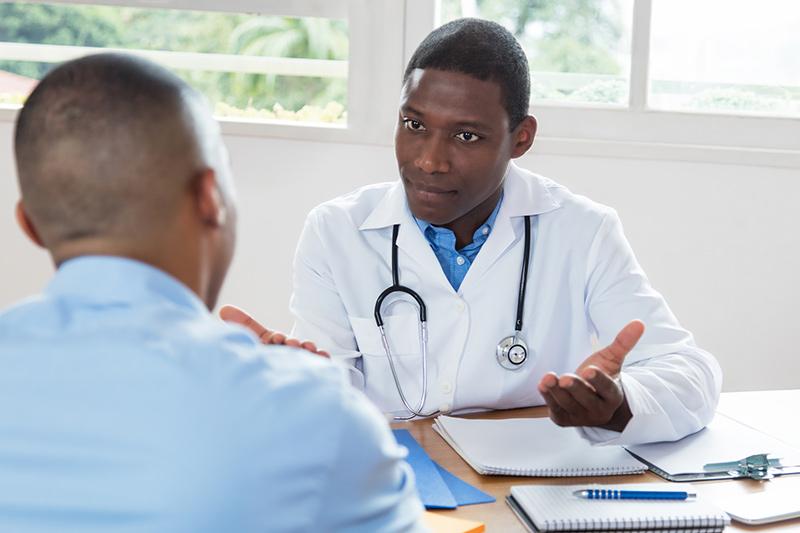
[14,53,228,248]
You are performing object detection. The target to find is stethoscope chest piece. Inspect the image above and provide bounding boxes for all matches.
[496,334,530,370]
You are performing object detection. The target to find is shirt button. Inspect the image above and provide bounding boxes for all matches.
[439,403,451,413]
[482,227,489,235]
[456,256,465,266]
[441,382,452,393]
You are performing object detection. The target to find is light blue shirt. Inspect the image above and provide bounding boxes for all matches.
[415,194,503,291]
[0,256,424,533]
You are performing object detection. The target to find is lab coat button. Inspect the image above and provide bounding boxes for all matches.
[439,403,451,413]
[455,300,465,311]
[441,381,452,393]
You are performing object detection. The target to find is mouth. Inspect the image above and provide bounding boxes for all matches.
[406,180,457,201]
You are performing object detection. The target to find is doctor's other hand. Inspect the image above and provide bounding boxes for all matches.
[537,320,645,433]
[219,305,330,358]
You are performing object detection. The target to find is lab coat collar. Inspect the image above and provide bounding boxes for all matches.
[358,163,561,231]
[501,163,562,217]
[359,179,408,231]
[357,164,562,292]
[458,165,561,290]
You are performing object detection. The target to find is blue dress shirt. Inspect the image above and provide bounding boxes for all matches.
[0,256,424,533]
[415,194,503,291]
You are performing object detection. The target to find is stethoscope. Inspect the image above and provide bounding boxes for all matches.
[374,215,534,420]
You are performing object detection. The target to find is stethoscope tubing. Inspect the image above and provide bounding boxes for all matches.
[515,213,531,333]
[374,226,439,420]
[375,216,533,420]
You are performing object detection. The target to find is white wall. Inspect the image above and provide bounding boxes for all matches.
[1,119,798,392]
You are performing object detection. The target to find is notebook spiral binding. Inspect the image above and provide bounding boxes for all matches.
[543,513,728,531]
[486,466,643,476]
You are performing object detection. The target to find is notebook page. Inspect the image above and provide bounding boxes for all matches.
[510,483,729,532]
[626,413,800,476]
[435,416,646,476]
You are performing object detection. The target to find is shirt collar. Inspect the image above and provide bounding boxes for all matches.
[414,191,504,249]
[46,255,208,315]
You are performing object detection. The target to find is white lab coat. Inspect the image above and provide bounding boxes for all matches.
[290,164,722,445]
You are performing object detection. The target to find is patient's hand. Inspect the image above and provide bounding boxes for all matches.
[219,305,330,357]
[537,320,644,433]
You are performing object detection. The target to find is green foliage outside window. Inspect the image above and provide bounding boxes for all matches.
[449,0,624,75]
[688,88,789,113]
[441,0,626,104]
[0,3,348,122]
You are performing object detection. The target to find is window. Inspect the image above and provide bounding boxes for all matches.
[440,0,634,107]
[649,0,800,117]
[0,1,349,125]
[420,0,799,164]
[437,0,800,120]
[0,0,797,161]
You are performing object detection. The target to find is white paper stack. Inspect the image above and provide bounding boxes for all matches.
[433,416,647,477]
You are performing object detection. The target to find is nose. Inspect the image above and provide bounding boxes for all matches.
[414,134,450,175]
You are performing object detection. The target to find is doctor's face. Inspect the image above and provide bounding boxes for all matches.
[395,68,535,226]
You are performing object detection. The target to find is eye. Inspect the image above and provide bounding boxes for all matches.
[402,118,425,131]
[455,131,481,143]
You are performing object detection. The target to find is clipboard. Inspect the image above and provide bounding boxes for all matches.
[625,413,800,482]
[627,451,800,482]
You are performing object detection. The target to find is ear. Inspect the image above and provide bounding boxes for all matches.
[510,115,538,159]
[194,168,227,228]
[15,200,45,248]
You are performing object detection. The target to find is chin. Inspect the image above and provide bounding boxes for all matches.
[409,206,446,225]
[407,196,455,223]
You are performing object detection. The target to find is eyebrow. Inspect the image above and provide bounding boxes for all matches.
[400,105,494,132]
[400,104,425,117]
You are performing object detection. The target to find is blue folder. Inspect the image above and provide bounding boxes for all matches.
[393,429,495,509]
[434,463,495,506]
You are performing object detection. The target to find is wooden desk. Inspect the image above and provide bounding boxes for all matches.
[393,391,800,531]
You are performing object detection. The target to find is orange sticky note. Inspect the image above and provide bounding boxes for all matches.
[422,511,485,533]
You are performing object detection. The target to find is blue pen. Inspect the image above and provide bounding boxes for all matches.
[573,488,697,500]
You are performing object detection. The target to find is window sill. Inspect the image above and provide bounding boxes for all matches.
[2,106,797,168]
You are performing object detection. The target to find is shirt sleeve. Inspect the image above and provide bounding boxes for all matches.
[314,384,428,532]
[578,211,723,446]
[289,208,366,389]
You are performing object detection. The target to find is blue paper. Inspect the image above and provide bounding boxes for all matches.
[393,429,495,508]
[435,464,496,506]
[393,429,457,509]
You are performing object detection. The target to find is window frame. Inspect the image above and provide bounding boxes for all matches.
[0,0,798,168]
[0,0,405,146]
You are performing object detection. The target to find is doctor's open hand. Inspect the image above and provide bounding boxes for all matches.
[537,320,645,433]
[219,305,330,357]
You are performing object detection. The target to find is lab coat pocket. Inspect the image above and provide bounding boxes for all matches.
[349,313,424,413]
[349,312,423,356]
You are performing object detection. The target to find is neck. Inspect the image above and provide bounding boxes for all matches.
[51,237,207,306]
[444,187,502,249]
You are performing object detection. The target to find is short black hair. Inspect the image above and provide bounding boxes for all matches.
[14,53,206,246]
[404,18,530,130]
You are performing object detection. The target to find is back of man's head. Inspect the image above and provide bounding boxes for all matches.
[404,18,531,130]
[14,53,228,251]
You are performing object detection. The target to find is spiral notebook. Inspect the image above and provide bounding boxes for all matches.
[507,484,730,532]
[433,416,646,476]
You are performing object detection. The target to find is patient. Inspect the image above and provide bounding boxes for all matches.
[0,54,424,532]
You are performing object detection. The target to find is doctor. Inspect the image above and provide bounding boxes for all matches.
[224,18,721,445]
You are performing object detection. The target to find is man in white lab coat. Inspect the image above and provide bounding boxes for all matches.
[224,19,722,445]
